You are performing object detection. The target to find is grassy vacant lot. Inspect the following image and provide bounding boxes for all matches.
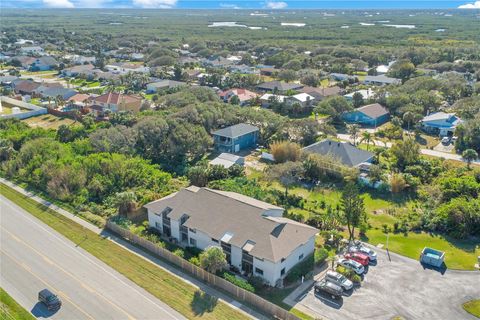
[251,170,479,270]
[0,183,250,320]
[365,228,480,270]
[463,299,480,318]
[22,114,77,129]
[0,288,35,320]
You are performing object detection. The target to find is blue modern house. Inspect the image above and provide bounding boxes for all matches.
[343,103,390,127]
[420,112,463,136]
[212,123,259,153]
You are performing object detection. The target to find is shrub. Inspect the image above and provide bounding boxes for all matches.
[173,248,185,258]
[393,221,400,233]
[185,246,202,258]
[221,272,255,292]
[382,224,391,233]
[270,141,301,163]
[336,265,361,283]
[314,248,329,266]
[189,256,200,266]
[247,276,265,291]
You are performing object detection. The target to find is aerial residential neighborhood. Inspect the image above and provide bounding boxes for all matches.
[0,4,479,320]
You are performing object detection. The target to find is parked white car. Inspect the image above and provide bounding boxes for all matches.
[338,258,365,275]
[349,244,377,261]
[325,270,354,290]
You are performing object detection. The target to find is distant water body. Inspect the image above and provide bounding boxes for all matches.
[4,1,479,9]
[175,1,477,9]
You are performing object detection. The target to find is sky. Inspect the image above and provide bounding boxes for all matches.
[2,0,480,9]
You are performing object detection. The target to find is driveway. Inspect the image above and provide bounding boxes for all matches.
[433,142,455,153]
[290,247,480,320]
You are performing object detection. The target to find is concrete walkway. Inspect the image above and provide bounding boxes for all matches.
[0,178,266,320]
[283,261,331,309]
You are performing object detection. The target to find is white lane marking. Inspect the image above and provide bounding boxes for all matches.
[0,196,184,320]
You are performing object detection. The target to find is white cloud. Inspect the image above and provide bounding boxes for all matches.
[132,0,177,8]
[220,3,241,9]
[43,0,74,7]
[265,1,287,9]
[458,1,480,8]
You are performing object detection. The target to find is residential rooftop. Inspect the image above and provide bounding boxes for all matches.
[212,123,259,138]
[303,139,374,167]
[145,187,317,262]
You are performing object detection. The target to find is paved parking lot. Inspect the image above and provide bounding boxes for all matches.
[293,247,480,320]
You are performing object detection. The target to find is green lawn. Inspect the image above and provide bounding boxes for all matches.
[0,183,251,320]
[463,299,480,318]
[29,98,42,106]
[364,228,479,270]
[0,288,35,320]
[253,172,479,270]
[85,81,100,88]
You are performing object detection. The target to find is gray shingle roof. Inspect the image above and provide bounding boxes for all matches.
[356,103,389,119]
[303,139,374,167]
[212,123,259,138]
[257,81,303,92]
[364,74,401,84]
[41,87,77,99]
[144,187,318,262]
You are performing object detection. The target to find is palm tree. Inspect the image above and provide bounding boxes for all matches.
[462,149,478,169]
[360,131,373,150]
[113,191,137,216]
[403,111,415,134]
[347,124,360,146]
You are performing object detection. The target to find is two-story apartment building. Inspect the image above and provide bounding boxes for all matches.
[212,123,259,153]
[145,186,318,286]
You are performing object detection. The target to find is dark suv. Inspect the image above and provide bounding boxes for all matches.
[314,279,343,299]
[38,289,62,311]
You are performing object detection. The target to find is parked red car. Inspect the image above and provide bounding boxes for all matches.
[345,252,370,266]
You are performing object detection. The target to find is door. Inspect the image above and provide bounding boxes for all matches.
[235,144,240,152]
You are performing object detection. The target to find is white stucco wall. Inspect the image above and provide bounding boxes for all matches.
[147,207,316,287]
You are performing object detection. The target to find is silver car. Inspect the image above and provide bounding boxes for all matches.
[349,245,377,261]
[325,270,353,290]
[338,258,365,275]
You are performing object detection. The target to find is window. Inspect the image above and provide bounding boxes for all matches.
[155,222,161,230]
[189,238,197,246]
[255,268,264,275]
[212,238,219,243]
[298,253,304,261]
[180,214,189,224]
[281,268,285,276]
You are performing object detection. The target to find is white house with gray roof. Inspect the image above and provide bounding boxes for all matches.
[145,186,318,286]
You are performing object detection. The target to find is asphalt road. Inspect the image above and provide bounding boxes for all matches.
[0,195,186,320]
[295,246,480,320]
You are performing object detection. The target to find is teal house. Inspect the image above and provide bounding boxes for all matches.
[212,123,259,153]
[343,103,390,127]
